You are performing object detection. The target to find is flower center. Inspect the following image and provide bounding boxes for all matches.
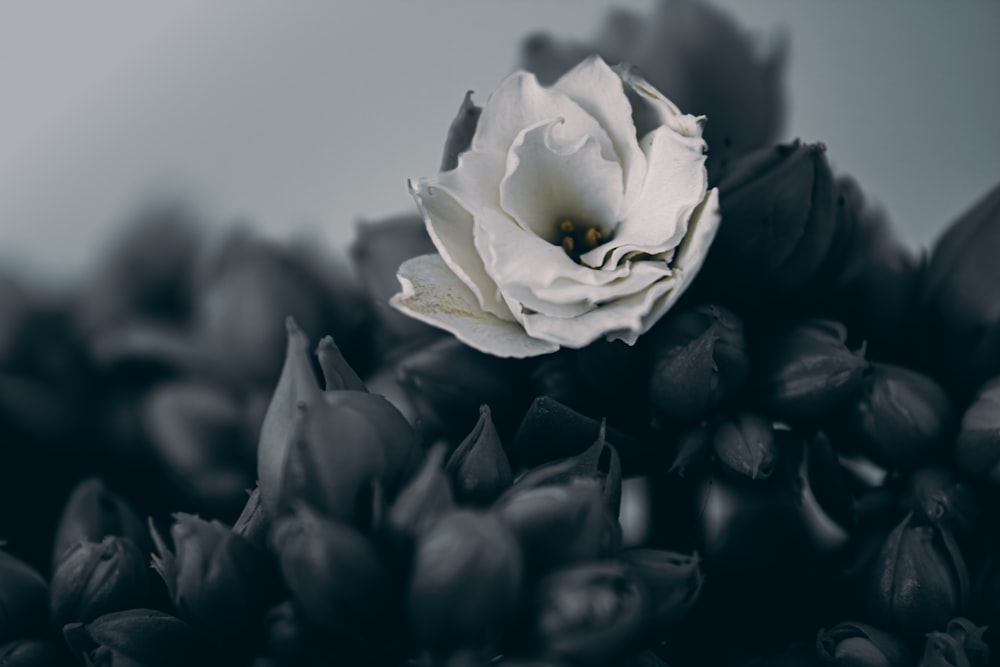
[555,219,607,264]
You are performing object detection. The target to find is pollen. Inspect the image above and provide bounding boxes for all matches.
[554,218,608,264]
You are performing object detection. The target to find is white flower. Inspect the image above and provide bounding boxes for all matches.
[391,56,721,358]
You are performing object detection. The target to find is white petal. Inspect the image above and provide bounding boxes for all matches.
[472,70,615,161]
[410,171,515,322]
[500,119,624,240]
[553,56,647,204]
[583,122,709,268]
[391,254,559,359]
[616,64,705,139]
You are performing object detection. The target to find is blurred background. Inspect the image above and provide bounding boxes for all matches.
[2,0,998,285]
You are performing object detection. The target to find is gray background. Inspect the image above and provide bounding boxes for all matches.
[2,1,998,285]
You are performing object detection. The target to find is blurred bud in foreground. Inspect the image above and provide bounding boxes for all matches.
[955,376,1000,484]
[866,512,970,643]
[620,549,703,630]
[51,476,152,571]
[407,510,522,653]
[445,405,513,506]
[530,560,650,667]
[496,479,609,573]
[756,319,869,423]
[521,0,786,172]
[646,304,749,424]
[0,639,68,666]
[703,141,837,302]
[271,505,388,636]
[922,181,1000,391]
[713,412,777,480]
[151,514,277,642]
[0,550,49,645]
[841,363,953,471]
[63,609,209,667]
[815,621,911,667]
[387,444,455,549]
[51,537,150,628]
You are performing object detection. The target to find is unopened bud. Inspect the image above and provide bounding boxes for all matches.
[816,621,911,667]
[63,609,209,667]
[446,405,513,506]
[51,537,150,628]
[151,514,277,640]
[712,412,777,480]
[867,512,970,642]
[387,444,455,543]
[955,376,1000,484]
[647,304,749,423]
[407,510,523,652]
[531,561,650,667]
[756,319,869,423]
[619,549,703,629]
[842,363,954,470]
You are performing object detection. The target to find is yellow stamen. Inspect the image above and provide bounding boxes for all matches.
[584,227,602,249]
[561,237,575,254]
[559,219,575,234]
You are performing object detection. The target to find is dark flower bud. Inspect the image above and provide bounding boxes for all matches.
[496,479,609,572]
[232,484,269,548]
[919,632,971,667]
[756,319,869,423]
[922,181,1000,390]
[271,505,388,634]
[0,550,49,645]
[63,609,208,667]
[350,213,439,344]
[151,513,277,640]
[441,90,481,171]
[704,141,837,300]
[867,512,970,642]
[407,510,523,652]
[315,335,366,392]
[396,336,523,436]
[51,476,151,571]
[816,621,911,667]
[842,363,954,470]
[668,422,714,477]
[531,560,650,667]
[901,467,981,539]
[387,444,455,542]
[0,639,67,666]
[619,549,703,629]
[955,376,1000,484]
[445,405,513,506]
[941,618,990,667]
[258,319,417,518]
[712,412,778,480]
[142,380,253,518]
[646,304,749,423]
[50,537,150,628]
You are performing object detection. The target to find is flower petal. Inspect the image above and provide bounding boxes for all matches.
[616,63,705,139]
[472,70,615,161]
[582,121,709,268]
[500,119,624,241]
[553,56,647,203]
[410,164,514,322]
[391,254,559,358]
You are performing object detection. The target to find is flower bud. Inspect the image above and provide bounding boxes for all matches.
[51,477,151,571]
[232,484,269,548]
[0,550,49,645]
[50,537,150,628]
[619,549,703,629]
[407,510,523,652]
[496,479,609,572]
[440,90,481,171]
[446,405,513,506]
[954,376,1000,484]
[866,512,970,642]
[938,617,990,667]
[646,304,749,423]
[712,412,778,480]
[151,513,277,641]
[387,444,455,542]
[141,380,253,518]
[922,181,1000,390]
[271,505,388,635]
[842,363,954,470]
[0,639,67,666]
[531,561,650,667]
[62,609,209,667]
[901,467,981,540]
[315,334,366,392]
[396,336,524,436]
[704,141,837,300]
[815,621,911,667]
[756,319,869,423]
[919,632,975,667]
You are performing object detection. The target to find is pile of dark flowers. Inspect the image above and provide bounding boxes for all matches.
[2,2,1000,666]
